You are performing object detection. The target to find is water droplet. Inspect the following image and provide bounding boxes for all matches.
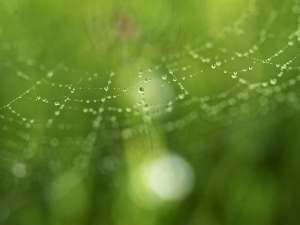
[178,94,185,99]
[173,78,177,82]
[270,78,277,85]
[12,163,27,178]
[47,71,53,78]
[211,64,216,69]
[239,78,246,84]
[104,86,109,91]
[37,96,41,100]
[138,70,143,78]
[276,64,280,67]
[205,42,213,48]
[123,88,127,92]
[143,104,150,111]
[55,110,60,116]
[224,70,227,73]
[55,102,60,106]
[249,66,253,70]
[83,108,88,113]
[138,87,144,93]
[216,61,221,66]
[232,72,237,79]
[93,121,100,128]
[193,54,199,59]
[162,75,167,80]
[288,40,294,46]
[166,105,173,112]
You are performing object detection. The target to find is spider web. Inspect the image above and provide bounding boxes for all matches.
[1,0,300,223]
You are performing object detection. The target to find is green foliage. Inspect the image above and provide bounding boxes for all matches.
[1,0,300,224]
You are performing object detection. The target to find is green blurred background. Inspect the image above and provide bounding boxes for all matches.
[1,0,300,224]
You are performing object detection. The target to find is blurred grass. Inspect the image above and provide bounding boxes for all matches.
[1,0,300,225]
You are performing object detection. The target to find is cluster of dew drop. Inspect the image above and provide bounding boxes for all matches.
[3,3,300,222]
[0,0,300,181]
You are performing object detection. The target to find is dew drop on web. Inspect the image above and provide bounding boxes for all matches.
[138,87,144,93]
